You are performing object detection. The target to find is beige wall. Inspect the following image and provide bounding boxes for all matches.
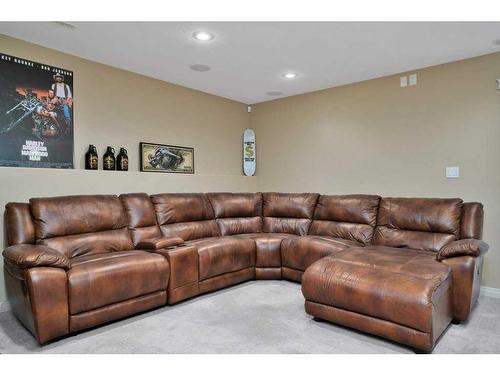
[0,35,256,303]
[252,52,500,289]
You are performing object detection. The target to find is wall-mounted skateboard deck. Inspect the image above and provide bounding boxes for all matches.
[243,128,256,176]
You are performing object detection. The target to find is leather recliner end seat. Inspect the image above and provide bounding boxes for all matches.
[2,192,488,353]
[3,196,169,344]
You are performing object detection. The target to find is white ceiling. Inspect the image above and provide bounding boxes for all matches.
[1,22,500,104]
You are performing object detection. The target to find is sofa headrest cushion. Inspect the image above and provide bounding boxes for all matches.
[313,195,381,225]
[208,193,262,218]
[263,193,319,219]
[377,197,463,235]
[151,193,215,225]
[30,195,127,240]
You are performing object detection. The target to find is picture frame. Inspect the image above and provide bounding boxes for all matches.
[140,142,194,174]
[0,52,74,169]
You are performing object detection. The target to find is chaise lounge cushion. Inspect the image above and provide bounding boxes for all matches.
[186,237,256,280]
[302,246,452,333]
[281,235,360,272]
[68,250,169,314]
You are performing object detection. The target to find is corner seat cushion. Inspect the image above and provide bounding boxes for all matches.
[186,237,256,280]
[302,246,451,333]
[281,235,360,272]
[68,250,169,315]
[233,233,298,268]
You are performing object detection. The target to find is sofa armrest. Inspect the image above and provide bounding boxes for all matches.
[156,245,199,304]
[136,236,185,250]
[437,239,489,260]
[2,244,71,270]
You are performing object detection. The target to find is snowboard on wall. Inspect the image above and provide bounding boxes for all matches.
[243,128,256,176]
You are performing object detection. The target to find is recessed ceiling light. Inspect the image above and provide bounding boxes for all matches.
[193,31,214,41]
[266,91,283,96]
[283,72,298,79]
[190,64,211,72]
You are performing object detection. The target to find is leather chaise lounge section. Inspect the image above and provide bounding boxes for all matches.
[2,192,488,353]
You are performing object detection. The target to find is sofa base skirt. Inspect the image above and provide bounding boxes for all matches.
[199,267,255,294]
[282,267,303,282]
[305,300,436,353]
[4,265,69,344]
[168,281,200,304]
[255,267,281,280]
[70,290,167,333]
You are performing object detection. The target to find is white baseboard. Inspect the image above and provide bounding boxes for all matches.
[480,286,500,299]
[0,301,11,313]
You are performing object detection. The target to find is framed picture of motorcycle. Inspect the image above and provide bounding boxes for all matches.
[0,53,74,169]
[140,142,194,174]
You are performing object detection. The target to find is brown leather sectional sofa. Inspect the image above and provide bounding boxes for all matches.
[2,192,488,352]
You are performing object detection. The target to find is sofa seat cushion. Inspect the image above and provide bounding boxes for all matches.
[186,237,256,280]
[302,246,452,333]
[281,235,360,272]
[68,250,169,314]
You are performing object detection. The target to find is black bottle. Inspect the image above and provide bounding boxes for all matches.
[85,145,98,170]
[103,146,116,170]
[116,147,129,171]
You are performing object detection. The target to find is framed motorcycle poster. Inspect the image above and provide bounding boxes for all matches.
[0,53,74,169]
[140,142,194,174]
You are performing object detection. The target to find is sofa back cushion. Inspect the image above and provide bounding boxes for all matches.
[208,192,262,235]
[30,195,133,258]
[150,193,220,241]
[309,195,381,244]
[120,193,161,245]
[262,193,319,235]
[373,197,463,252]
